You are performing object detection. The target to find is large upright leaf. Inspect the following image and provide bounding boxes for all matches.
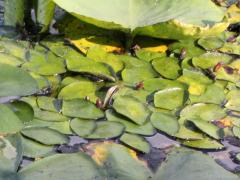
[53,0,226,39]
[4,0,25,26]
[0,64,38,97]
[34,0,56,33]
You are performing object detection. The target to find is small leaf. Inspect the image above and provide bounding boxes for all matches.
[70,118,96,137]
[113,96,150,125]
[120,133,150,153]
[182,138,224,150]
[86,121,124,139]
[21,127,69,145]
[198,36,224,50]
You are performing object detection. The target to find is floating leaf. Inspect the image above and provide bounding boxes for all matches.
[198,36,224,50]
[58,81,99,102]
[22,52,66,76]
[219,42,240,55]
[88,142,152,179]
[21,127,69,145]
[106,110,155,136]
[135,49,165,62]
[192,52,232,69]
[181,138,224,150]
[113,96,150,125]
[188,119,222,139]
[233,126,240,139]
[120,133,150,153]
[37,96,61,113]
[7,101,34,123]
[70,118,96,137]
[177,69,213,95]
[86,121,124,139]
[175,124,203,140]
[0,104,23,134]
[152,57,181,79]
[66,55,115,81]
[34,108,69,122]
[0,63,38,97]
[225,89,240,111]
[150,112,179,136]
[19,153,104,180]
[0,53,23,66]
[21,136,54,158]
[62,99,104,120]
[153,148,238,180]
[154,87,187,110]
[180,103,227,122]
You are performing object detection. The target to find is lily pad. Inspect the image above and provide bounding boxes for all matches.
[113,95,150,125]
[19,153,104,180]
[150,112,179,136]
[70,118,96,137]
[7,101,34,123]
[198,36,224,50]
[0,53,23,66]
[233,126,240,139]
[181,138,224,150]
[175,124,203,140]
[21,127,69,145]
[192,52,232,69]
[153,148,238,180]
[21,136,54,158]
[66,55,115,82]
[22,52,66,75]
[188,119,223,139]
[180,103,227,122]
[106,109,155,136]
[0,63,38,97]
[120,133,150,153]
[225,89,240,111]
[62,99,104,120]
[0,104,23,134]
[154,87,187,110]
[152,57,181,79]
[86,121,124,139]
[37,96,61,113]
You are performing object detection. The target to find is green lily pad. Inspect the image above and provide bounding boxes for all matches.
[106,109,155,136]
[177,69,213,95]
[152,57,181,79]
[58,81,99,102]
[22,52,66,75]
[70,118,96,137]
[225,89,240,111]
[88,142,152,179]
[181,138,224,150]
[0,63,38,97]
[34,108,69,122]
[192,52,232,69]
[198,36,224,50]
[37,96,62,113]
[135,49,165,62]
[233,126,240,138]
[7,101,34,123]
[113,95,150,125]
[219,42,240,55]
[21,127,69,145]
[175,124,203,140]
[121,65,157,85]
[214,65,240,83]
[154,87,187,110]
[189,84,225,104]
[0,104,23,134]
[180,103,227,122]
[62,99,104,120]
[143,78,187,92]
[120,133,150,153]
[87,47,124,73]
[19,153,104,180]
[21,136,54,158]
[86,121,124,139]
[153,148,238,180]
[25,118,71,135]
[0,53,23,66]
[188,119,222,139]
[150,112,179,136]
[0,39,26,59]
[0,134,22,174]
[66,55,115,82]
